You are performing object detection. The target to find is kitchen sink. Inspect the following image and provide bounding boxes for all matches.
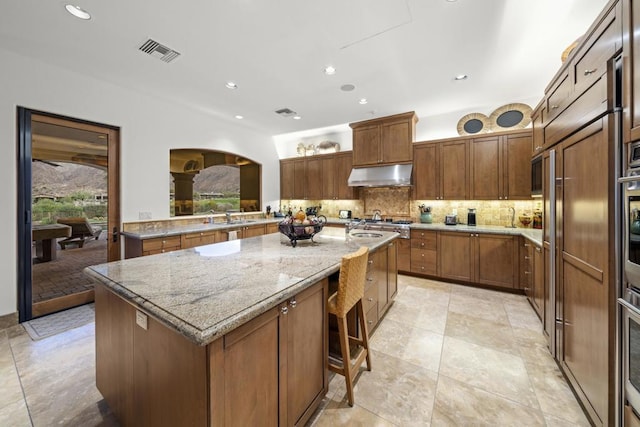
[351,232,383,238]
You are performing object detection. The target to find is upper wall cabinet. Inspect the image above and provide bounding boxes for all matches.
[624,0,640,143]
[280,152,358,200]
[413,138,470,200]
[350,111,418,167]
[413,129,531,201]
[470,131,532,200]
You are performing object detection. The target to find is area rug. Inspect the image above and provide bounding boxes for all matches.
[23,303,95,340]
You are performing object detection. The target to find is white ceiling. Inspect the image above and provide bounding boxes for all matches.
[0,0,610,136]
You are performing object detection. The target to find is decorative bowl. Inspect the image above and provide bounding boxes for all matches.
[278,220,324,247]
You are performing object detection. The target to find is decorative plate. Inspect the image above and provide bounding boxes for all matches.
[456,112,490,136]
[488,103,532,131]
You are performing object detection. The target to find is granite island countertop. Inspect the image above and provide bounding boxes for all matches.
[85,227,397,346]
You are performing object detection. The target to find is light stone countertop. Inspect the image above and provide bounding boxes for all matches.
[85,227,398,346]
[409,222,543,246]
[120,217,283,239]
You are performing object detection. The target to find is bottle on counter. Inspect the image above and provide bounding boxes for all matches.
[533,210,542,229]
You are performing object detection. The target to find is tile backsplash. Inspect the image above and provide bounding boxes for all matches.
[281,191,541,228]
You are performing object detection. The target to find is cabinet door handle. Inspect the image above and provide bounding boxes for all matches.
[524,256,531,260]
[584,68,596,76]
[367,297,374,302]
[367,278,374,282]
[368,260,374,264]
[289,298,297,308]
[524,243,530,247]
[524,271,532,275]
[536,247,541,253]
[551,104,559,110]
[281,306,288,315]
[368,319,374,325]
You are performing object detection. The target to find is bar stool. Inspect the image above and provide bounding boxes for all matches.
[327,246,372,406]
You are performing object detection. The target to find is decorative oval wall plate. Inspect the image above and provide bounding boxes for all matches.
[488,103,532,131]
[456,113,490,136]
[561,36,583,63]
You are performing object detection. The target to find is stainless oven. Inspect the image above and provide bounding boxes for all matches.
[620,287,640,415]
[622,141,640,287]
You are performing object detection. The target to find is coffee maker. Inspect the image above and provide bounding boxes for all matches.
[467,208,477,226]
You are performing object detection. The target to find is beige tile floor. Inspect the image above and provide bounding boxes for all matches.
[0,275,590,426]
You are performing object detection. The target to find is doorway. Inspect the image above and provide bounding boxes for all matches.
[17,108,121,321]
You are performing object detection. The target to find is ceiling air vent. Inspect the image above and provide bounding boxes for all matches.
[275,108,297,117]
[139,39,181,63]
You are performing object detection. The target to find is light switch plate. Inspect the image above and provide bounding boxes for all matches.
[136,310,148,330]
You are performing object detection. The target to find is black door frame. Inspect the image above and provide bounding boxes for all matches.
[16,107,33,322]
[16,107,120,322]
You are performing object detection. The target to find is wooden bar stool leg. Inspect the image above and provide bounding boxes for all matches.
[357,301,372,371]
[337,315,355,406]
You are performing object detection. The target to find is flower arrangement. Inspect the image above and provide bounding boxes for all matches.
[418,204,431,213]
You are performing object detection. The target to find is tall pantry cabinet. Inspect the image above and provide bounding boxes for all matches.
[536,1,621,425]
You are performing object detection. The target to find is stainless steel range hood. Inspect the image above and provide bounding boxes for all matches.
[347,164,413,187]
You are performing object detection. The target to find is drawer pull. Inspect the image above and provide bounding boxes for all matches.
[584,68,596,76]
[368,320,373,325]
[524,256,531,260]
[368,260,374,264]
[289,298,297,308]
[551,104,559,110]
[281,306,288,315]
[367,297,374,302]
[367,278,374,282]
[524,271,532,275]
[535,145,542,151]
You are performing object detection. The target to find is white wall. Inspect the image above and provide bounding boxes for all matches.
[273,98,542,158]
[0,47,281,317]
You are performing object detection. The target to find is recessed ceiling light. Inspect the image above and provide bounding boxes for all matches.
[235,115,243,119]
[324,66,336,75]
[359,98,368,105]
[293,116,302,120]
[225,81,238,89]
[454,74,468,80]
[65,4,91,20]
[341,84,356,92]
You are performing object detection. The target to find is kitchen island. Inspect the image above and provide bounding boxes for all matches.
[85,227,398,427]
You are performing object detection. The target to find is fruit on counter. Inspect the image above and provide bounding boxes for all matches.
[295,209,306,221]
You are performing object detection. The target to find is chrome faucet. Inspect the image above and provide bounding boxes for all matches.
[225,212,232,224]
[372,209,382,221]
[345,219,366,235]
[507,207,516,228]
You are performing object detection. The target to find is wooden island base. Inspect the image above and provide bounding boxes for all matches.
[95,279,328,427]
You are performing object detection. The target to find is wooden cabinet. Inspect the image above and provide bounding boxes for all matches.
[97,279,328,427]
[280,158,306,200]
[96,284,209,427]
[212,279,327,427]
[335,152,357,200]
[305,157,323,200]
[266,222,279,234]
[180,229,220,249]
[396,238,411,273]
[531,104,545,157]
[321,152,357,200]
[350,111,417,167]
[227,223,266,239]
[470,132,532,200]
[410,229,437,275]
[551,117,614,426]
[438,231,473,282]
[125,235,182,258]
[281,152,357,201]
[387,241,398,302]
[624,0,640,142]
[521,239,543,320]
[438,231,516,289]
[413,138,469,200]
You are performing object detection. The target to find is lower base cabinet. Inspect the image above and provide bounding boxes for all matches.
[95,279,328,427]
[436,231,517,289]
